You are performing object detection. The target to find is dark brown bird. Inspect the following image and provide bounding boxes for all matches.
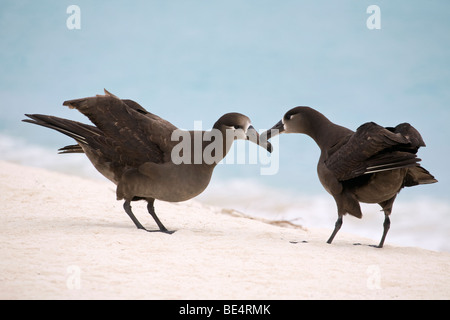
[23,89,272,233]
[263,106,437,248]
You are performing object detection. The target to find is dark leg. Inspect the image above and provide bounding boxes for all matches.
[146,198,175,234]
[372,197,395,248]
[374,214,390,248]
[327,215,343,244]
[123,200,146,230]
[123,200,174,234]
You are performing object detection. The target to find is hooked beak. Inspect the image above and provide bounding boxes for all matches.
[261,119,285,141]
[246,125,273,153]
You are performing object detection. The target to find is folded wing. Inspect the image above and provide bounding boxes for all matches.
[325,122,425,181]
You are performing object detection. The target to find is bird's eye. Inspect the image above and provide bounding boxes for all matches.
[234,125,243,130]
[286,112,298,121]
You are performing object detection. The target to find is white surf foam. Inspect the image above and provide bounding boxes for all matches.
[0,134,105,181]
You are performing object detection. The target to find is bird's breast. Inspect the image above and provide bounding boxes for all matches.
[135,162,214,202]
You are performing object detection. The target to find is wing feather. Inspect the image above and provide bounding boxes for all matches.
[63,94,178,164]
[325,122,423,181]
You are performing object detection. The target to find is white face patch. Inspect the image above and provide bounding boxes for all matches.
[283,113,299,133]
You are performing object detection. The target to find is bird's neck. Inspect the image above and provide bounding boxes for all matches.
[179,130,233,168]
[203,128,235,165]
[305,114,353,151]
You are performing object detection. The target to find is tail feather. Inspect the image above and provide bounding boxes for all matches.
[58,144,84,154]
[404,166,438,187]
[22,114,99,147]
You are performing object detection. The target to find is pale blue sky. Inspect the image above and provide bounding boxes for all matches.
[1,0,449,198]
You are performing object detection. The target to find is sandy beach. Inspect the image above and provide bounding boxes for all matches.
[0,160,449,299]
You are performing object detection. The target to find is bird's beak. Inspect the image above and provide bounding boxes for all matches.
[261,119,285,141]
[246,125,273,153]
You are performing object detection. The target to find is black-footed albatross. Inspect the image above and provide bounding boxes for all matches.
[23,89,272,233]
[263,106,437,248]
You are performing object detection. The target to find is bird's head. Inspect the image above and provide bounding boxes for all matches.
[214,113,272,153]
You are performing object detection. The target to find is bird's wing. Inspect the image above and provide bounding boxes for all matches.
[325,122,421,181]
[57,90,178,156]
[63,95,177,165]
[386,122,426,153]
[103,89,177,130]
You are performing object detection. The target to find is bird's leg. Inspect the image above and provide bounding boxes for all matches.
[146,198,175,234]
[372,197,395,248]
[327,215,343,244]
[123,200,147,230]
[374,214,390,248]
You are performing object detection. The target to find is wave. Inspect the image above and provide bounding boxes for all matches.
[0,134,105,180]
[2,133,449,252]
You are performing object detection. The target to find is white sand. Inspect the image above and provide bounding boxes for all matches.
[0,160,449,299]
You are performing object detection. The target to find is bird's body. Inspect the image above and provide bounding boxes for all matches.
[23,89,271,233]
[116,159,214,203]
[264,106,437,248]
